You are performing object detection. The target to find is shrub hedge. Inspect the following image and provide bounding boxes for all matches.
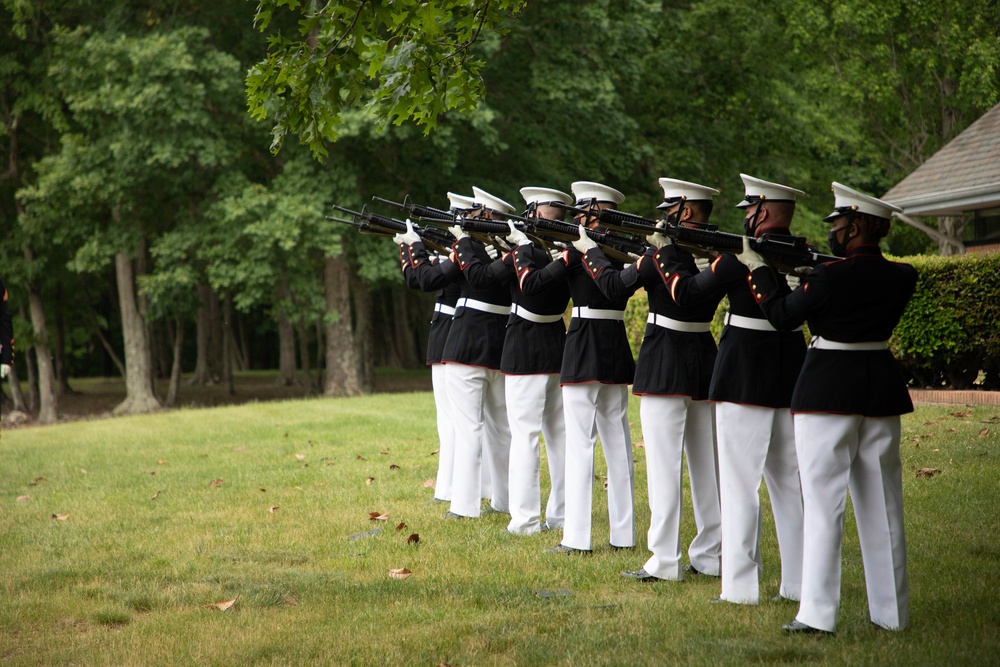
[621,252,1000,390]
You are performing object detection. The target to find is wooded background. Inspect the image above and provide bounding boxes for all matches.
[2,0,999,422]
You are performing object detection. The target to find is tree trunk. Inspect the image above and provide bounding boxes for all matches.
[222,290,235,396]
[22,258,58,424]
[297,316,314,392]
[937,215,967,257]
[17,301,39,412]
[277,309,297,385]
[323,250,372,396]
[54,285,74,394]
[6,363,28,413]
[191,283,223,384]
[83,288,126,377]
[166,313,184,407]
[112,243,162,416]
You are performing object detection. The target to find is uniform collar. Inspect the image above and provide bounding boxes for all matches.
[846,243,883,258]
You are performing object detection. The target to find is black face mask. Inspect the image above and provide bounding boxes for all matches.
[828,228,848,257]
[743,215,756,236]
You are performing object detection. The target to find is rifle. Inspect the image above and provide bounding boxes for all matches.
[372,196,517,251]
[491,210,647,264]
[557,204,836,272]
[328,205,455,255]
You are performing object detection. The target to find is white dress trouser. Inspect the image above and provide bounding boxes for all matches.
[506,373,566,534]
[716,402,803,604]
[793,414,908,632]
[445,363,510,517]
[640,396,721,579]
[561,383,635,551]
[431,364,456,501]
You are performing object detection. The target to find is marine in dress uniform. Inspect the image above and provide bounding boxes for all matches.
[519,181,637,553]
[654,174,807,604]
[460,187,573,535]
[737,183,917,635]
[443,187,515,518]
[580,178,726,581]
[394,192,473,502]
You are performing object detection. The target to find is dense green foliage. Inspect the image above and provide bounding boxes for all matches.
[892,253,1000,389]
[2,396,997,664]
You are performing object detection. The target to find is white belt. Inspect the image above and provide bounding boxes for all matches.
[571,306,625,321]
[457,297,510,316]
[434,303,456,316]
[811,336,888,351]
[724,312,802,332]
[512,304,564,324]
[647,313,711,333]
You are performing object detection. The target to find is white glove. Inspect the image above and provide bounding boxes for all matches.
[572,225,598,253]
[736,236,767,272]
[646,222,672,249]
[393,218,421,246]
[0,364,9,379]
[694,256,712,272]
[548,246,565,262]
[448,224,468,240]
[786,266,811,290]
[506,221,530,246]
[485,245,499,260]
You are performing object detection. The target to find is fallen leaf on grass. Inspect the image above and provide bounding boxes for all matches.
[27,477,47,486]
[260,488,266,492]
[158,459,168,464]
[16,495,31,502]
[234,446,248,452]
[210,597,237,611]
[295,454,305,461]
[369,512,389,521]
[209,479,224,488]
[380,450,389,456]
[950,411,970,418]
[80,469,88,474]
[149,471,157,476]
[388,568,412,580]
[429,450,439,456]
[979,428,990,438]
[52,513,69,520]
[395,522,407,532]
[389,464,400,470]
[916,468,941,479]
[423,479,435,489]
[269,506,279,513]
[407,533,420,545]
[150,490,162,500]
[356,455,367,461]
[365,477,375,486]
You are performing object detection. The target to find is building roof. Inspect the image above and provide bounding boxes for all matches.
[883,101,1000,216]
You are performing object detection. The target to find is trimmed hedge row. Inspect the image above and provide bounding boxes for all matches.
[621,252,1000,390]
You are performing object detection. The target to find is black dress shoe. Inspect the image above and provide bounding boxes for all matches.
[608,544,634,551]
[708,597,726,604]
[546,543,590,554]
[443,511,466,520]
[782,620,834,636]
[770,594,795,603]
[683,563,720,577]
[622,568,658,582]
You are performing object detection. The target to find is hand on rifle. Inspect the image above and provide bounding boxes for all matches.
[572,225,598,253]
[485,245,499,260]
[736,236,767,272]
[785,266,812,290]
[0,364,10,379]
[392,219,421,246]
[548,245,567,264]
[506,221,530,247]
[646,222,672,249]
[448,223,468,241]
[694,256,712,272]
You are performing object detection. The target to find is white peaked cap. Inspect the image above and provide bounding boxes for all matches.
[736,173,805,208]
[824,182,903,222]
[472,186,514,214]
[571,181,625,205]
[520,186,573,206]
[657,178,720,209]
[447,192,475,211]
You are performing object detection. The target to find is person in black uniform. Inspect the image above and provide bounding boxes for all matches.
[394,192,473,503]
[653,174,806,605]
[737,182,917,635]
[579,178,726,581]
[443,187,515,518]
[519,181,638,554]
[460,186,573,535]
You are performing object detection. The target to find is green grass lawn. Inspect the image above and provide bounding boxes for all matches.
[1,394,998,665]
